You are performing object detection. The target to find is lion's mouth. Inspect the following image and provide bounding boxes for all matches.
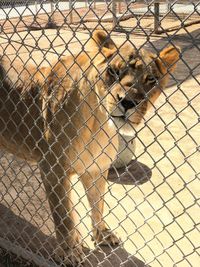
[111,115,131,123]
[111,115,126,120]
[110,114,140,125]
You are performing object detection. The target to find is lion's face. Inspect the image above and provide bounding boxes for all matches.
[92,46,178,136]
[83,30,180,136]
[95,45,161,135]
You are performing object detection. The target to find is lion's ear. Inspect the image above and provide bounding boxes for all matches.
[92,30,116,49]
[87,30,116,51]
[155,46,181,74]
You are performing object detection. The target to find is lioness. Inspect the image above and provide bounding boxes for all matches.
[0,30,179,265]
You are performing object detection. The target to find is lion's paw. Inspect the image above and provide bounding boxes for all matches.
[93,228,121,246]
[54,242,84,266]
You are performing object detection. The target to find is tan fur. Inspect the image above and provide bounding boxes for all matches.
[0,31,180,264]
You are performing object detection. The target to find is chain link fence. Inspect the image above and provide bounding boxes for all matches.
[0,1,199,267]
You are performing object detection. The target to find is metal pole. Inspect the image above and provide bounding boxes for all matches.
[112,0,117,28]
[118,1,122,14]
[46,1,57,28]
[154,2,160,33]
[50,1,54,22]
[69,0,73,24]
[35,0,38,14]
[94,0,96,9]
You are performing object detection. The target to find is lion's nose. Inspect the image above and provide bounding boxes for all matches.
[119,96,139,112]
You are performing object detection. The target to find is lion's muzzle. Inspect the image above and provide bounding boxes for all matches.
[118,95,141,112]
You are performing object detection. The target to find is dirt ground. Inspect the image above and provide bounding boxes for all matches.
[0,6,200,267]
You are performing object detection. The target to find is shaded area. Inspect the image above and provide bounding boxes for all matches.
[108,160,152,185]
[0,204,149,267]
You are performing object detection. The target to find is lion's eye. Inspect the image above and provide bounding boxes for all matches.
[146,75,157,85]
[108,67,121,79]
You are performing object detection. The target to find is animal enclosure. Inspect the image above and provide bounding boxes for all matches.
[0,1,200,267]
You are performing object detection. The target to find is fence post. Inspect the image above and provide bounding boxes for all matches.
[94,0,96,9]
[118,1,122,14]
[154,2,160,33]
[112,0,117,28]
[35,0,38,14]
[46,0,56,28]
[69,0,73,24]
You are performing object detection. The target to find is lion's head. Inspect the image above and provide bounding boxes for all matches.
[78,31,180,136]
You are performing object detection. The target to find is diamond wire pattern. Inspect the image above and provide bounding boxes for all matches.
[0,1,199,267]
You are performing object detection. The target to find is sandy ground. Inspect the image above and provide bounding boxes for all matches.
[0,7,200,267]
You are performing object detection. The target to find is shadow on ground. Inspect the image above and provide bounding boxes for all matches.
[0,204,150,267]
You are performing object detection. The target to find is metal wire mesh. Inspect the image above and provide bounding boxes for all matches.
[0,1,199,267]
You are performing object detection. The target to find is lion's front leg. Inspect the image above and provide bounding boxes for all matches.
[39,156,84,265]
[81,170,120,246]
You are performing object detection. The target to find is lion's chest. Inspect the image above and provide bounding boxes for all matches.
[70,121,118,175]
